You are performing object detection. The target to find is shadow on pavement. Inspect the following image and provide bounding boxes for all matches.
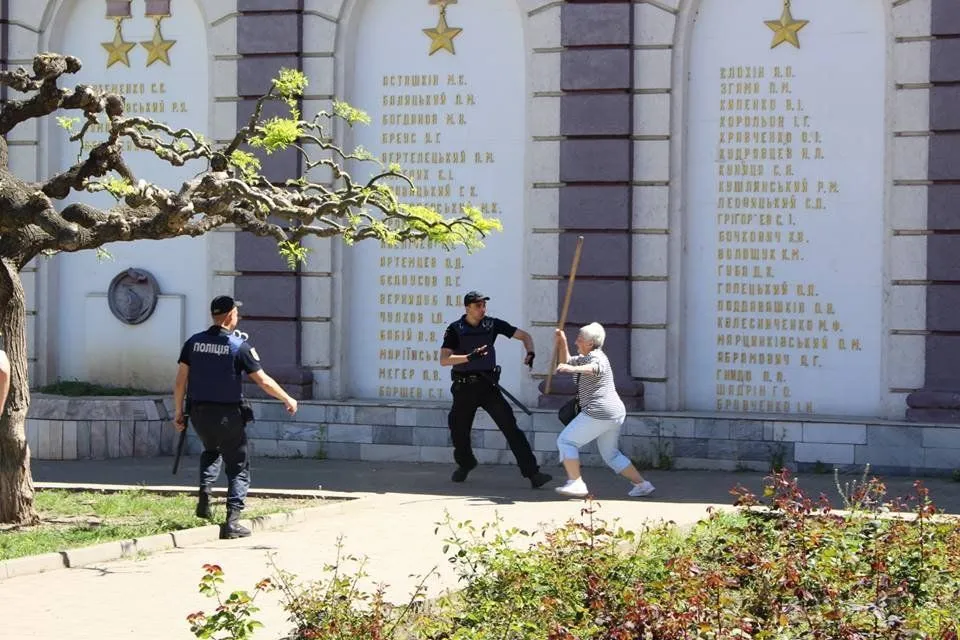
[31,457,960,514]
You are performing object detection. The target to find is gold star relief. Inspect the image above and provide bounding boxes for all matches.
[141,24,176,66]
[765,1,809,49]
[423,11,462,55]
[102,21,136,68]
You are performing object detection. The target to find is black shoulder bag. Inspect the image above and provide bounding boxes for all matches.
[557,374,581,426]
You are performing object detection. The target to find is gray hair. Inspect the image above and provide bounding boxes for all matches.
[578,322,605,350]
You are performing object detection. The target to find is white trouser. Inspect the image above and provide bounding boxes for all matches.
[557,412,630,474]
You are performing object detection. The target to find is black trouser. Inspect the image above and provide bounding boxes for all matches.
[189,402,249,512]
[448,376,540,477]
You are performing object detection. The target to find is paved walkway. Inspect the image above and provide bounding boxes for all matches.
[1,458,958,639]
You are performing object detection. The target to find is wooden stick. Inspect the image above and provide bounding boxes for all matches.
[545,235,584,395]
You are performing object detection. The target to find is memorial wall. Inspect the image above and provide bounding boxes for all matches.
[49,0,211,390]
[682,0,885,416]
[345,0,526,401]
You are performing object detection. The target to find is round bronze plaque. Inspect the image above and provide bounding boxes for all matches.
[107,268,160,325]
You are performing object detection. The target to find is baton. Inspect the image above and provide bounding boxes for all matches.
[479,368,532,415]
[172,413,188,475]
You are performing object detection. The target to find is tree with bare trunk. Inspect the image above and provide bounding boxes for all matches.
[0,53,499,525]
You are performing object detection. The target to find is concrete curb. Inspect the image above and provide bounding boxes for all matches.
[34,482,351,500]
[1,552,67,580]
[0,490,376,582]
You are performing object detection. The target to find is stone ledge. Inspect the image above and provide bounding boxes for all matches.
[24,398,958,473]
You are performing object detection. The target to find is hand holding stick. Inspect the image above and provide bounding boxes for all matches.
[545,235,584,394]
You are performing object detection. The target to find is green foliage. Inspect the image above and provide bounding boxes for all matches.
[834,463,883,511]
[189,473,960,640]
[187,564,268,640]
[56,116,81,131]
[278,240,310,270]
[228,149,262,184]
[250,117,303,154]
[351,145,374,161]
[332,100,371,126]
[400,203,501,252]
[45,64,500,278]
[272,68,308,107]
[102,176,136,200]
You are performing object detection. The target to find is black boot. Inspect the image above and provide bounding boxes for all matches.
[529,472,553,489]
[195,491,211,520]
[221,508,251,539]
[451,461,477,483]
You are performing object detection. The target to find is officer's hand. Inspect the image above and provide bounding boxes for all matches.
[174,413,186,432]
[284,397,298,415]
[524,351,535,368]
[466,345,489,362]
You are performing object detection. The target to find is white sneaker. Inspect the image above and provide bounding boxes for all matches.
[629,480,656,497]
[555,477,589,497]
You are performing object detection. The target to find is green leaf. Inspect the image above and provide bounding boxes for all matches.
[250,117,302,154]
[229,149,262,183]
[272,68,308,106]
[101,176,137,200]
[278,240,310,270]
[56,116,81,132]
[332,100,371,126]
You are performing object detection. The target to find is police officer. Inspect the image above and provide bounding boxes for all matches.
[440,290,552,488]
[173,295,298,539]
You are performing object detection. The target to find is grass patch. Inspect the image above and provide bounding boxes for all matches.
[0,489,322,561]
[36,379,159,396]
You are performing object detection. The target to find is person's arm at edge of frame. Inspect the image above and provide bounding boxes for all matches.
[0,349,10,416]
[247,370,298,415]
[173,363,189,431]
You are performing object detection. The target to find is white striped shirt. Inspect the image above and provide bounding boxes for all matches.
[567,349,625,420]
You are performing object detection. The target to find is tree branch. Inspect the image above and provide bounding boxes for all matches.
[1,55,498,273]
[39,141,132,199]
[0,54,86,135]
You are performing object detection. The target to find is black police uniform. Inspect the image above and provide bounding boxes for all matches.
[177,326,261,513]
[442,315,542,478]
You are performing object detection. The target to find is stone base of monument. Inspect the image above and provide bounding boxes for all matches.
[22,395,960,477]
[905,391,960,424]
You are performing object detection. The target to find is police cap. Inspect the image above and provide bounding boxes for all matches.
[210,295,242,316]
[463,291,490,305]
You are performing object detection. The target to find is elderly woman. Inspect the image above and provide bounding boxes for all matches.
[553,323,655,498]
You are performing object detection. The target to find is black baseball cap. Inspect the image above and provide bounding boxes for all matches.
[463,290,490,305]
[210,295,242,315]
